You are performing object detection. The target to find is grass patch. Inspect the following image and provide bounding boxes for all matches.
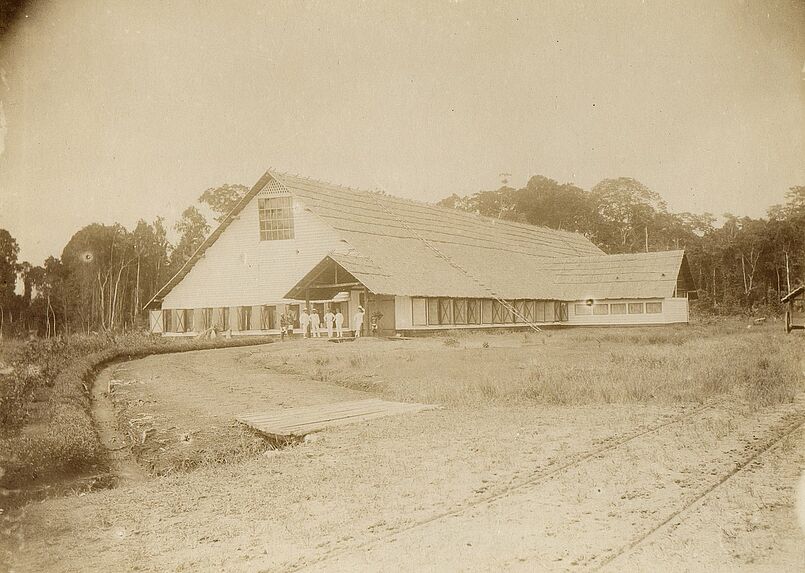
[270,321,803,409]
[0,333,274,490]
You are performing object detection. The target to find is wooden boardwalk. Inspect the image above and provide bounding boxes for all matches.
[237,398,437,439]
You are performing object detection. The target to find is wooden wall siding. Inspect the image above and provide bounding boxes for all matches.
[149,310,163,334]
[567,297,688,325]
[260,305,273,330]
[162,194,343,310]
[396,296,414,328]
[174,309,186,332]
[347,291,361,328]
[229,306,240,332]
[372,295,397,334]
[193,308,205,331]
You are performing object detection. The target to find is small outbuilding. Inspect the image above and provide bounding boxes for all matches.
[781,286,805,333]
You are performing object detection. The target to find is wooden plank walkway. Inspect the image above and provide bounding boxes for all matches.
[237,398,437,439]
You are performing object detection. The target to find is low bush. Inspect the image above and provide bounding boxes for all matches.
[0,333,273,489]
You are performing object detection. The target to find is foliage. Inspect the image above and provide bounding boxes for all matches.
[1,173,802,338]
[0,229,20,334]
[171,206,210,271]
[0,334,274,489]
[0,182,245,337]
[199,184,249,223]
[440,177,805,312]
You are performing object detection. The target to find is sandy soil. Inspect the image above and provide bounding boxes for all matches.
[108,344,367,474]
[4,339,804,572]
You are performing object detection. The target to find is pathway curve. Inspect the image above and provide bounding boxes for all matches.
[91,365,147,485]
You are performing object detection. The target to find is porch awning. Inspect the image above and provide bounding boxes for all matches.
[284,255,371,300]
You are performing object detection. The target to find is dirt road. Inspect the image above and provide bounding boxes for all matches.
[7,341,805,572]
[296,402,805,572]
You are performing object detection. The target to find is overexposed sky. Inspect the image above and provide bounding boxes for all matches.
[1,0,803,263]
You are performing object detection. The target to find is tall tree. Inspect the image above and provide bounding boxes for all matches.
[0,229,20,335]
[589,177,667,253]
[171,206,210,271]
[512,175,596,234]
[131,218,171,321]
[62,224,136,332]
[199,184,249,223]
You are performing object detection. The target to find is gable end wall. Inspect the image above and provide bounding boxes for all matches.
[163,193,343,309]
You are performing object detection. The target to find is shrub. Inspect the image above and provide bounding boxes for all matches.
[349,353,368,368]
[0,334,274,489]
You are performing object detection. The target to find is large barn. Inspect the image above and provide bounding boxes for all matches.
[145,170,697,336]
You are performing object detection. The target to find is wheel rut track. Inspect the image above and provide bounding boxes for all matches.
[591,410,805,571]
[282,400,726,573]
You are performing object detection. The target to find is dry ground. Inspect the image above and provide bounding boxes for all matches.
[3,323,805,572]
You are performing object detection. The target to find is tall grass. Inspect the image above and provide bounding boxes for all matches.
[273,321,803,409]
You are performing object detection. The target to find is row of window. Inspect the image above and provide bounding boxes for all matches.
[164,306,272,333]
[573,301,663,316]
[163,303,349,333]
[409,297,665,327]
[164,306,277,333]
[412,298,569,326]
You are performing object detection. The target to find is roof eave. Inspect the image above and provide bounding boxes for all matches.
[142,171,276,310]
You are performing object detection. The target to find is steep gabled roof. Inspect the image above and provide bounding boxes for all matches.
[271,172,604,260]
[272,173,694,301]
[146,170,606,308]
[148,170,697,308]
[287,249,694,302]
[144,172,274,309]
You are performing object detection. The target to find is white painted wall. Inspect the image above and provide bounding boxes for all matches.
[395,296,413,329]
[162,193,344,310]
[567,297,688,326]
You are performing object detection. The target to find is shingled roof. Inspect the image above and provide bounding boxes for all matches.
[544,250,695,300]
[147,170,695,308]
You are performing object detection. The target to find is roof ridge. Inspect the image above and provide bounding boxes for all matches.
[268,169,599,246]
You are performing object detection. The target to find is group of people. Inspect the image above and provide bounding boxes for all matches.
[279,305,365,340]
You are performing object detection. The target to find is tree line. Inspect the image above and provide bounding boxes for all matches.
[0,184,247,337]
[1,176,802,337]
[439,176,805,315]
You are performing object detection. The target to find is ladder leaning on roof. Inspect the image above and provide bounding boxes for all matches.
[368,193,543,333]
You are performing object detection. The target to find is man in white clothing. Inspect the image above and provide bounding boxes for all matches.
[353,306,365,338]
[323,308,335,338]
[300,308,310,338]
[334,309,344,338]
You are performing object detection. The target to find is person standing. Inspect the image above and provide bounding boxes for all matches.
[334,308,344,338]
[279,311,289,341]
[353,306,365,338]
[310,308,321,338]
[323,308,335,338]
[300,308,310,339]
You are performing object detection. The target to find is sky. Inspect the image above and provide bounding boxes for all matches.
[0,0,803,264]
